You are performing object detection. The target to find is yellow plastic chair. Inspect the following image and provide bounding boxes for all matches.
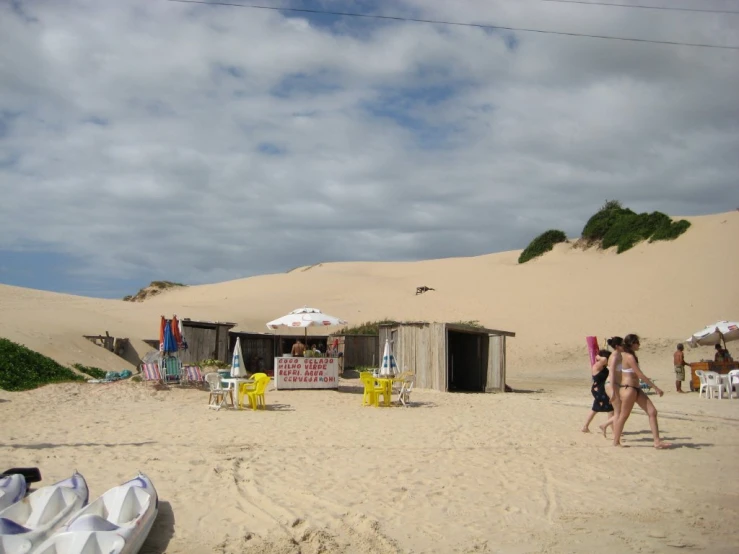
[246,374,270,410]
[237,373,268,409]
[360,372,384,407]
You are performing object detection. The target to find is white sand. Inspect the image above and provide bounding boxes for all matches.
[1,211,738,552]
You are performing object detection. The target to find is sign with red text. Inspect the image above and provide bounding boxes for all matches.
[274,357,339,390]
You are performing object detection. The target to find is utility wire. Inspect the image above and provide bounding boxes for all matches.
[540,0,739,15]
[163,0,739,50]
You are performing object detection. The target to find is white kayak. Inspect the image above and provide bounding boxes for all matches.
[0,472,88,554]
[35,473,158,554]
[0,475,26,512]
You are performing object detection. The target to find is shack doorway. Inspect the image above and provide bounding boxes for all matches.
[447,331,487,392]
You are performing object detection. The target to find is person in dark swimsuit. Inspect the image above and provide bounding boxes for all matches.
[582,349,616,435]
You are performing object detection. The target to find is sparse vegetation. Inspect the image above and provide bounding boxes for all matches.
[123,281,187,302]
[452,320,485,328]
[72,363,107,379]
[518,230,568,264]
[0,338,86,391]
[199,358,231,369]
[338,319,398,335]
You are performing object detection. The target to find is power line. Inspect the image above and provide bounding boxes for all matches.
[541,0,739,15]
[163,0,739,50]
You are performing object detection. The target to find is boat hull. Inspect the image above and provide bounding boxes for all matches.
[35,473,158,554]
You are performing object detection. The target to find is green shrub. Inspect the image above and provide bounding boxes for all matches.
[0,338,86,391]
[582,200,634,242]
[518,230,567,264]
[582,201,691,253]
[650,219,691,242]
[338,320,397,335]
[199,358,231,369]
[72,364,107,379]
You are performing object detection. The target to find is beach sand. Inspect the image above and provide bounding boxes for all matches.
[1,211,738,552]
[2,378,738,553]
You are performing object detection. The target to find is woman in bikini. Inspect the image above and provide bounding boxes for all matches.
[581,349,616,435]
[611,334,672,449]
[600,336,624,438]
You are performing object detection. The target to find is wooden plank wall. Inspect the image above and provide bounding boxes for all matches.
[428,323,447,392]
[343,335,379,368]
[215,324,232,362]
[486,335,506,392]
[387,323,447,393]
[179,326,217,364]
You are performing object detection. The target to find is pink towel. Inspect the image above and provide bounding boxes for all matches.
[586,336,599,367]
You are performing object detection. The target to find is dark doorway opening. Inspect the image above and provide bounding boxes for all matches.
[447,331,487,392]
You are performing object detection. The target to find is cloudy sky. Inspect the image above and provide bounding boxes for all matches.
[1,0,738,298]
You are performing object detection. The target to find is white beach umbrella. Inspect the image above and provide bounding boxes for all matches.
[231,337,246,377]
[266,306,348,344]
[686,321,739,348]
[378,339,399,377]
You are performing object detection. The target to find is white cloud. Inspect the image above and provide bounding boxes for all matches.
[0,0,738,290]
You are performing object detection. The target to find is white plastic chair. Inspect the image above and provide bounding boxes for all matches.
[398,376,414,407]
[205,372,229,410]
[727,369,739,399]
[695,370,708,398]
[703,371,725,399]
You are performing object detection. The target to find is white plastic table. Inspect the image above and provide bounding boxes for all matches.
[221,378,254,409]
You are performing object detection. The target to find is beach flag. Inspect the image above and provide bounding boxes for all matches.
[231,337,246,378]
[378,339,399,377]
[586,336,599,367]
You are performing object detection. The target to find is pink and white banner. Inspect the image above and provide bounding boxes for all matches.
[274,357,339,390]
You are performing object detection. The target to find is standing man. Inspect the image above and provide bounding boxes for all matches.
[673,343,689,393]
[291,339,306,357]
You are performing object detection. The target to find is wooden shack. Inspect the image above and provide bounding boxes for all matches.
[228,331,277,374]
[178,319,237,365]
[378,322,515,393]
[328,334,380,369]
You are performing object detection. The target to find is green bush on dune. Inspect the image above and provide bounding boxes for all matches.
[583,200,691,253]
[0,338,86,391]
[518,200,692,263]
[518,230,568,264]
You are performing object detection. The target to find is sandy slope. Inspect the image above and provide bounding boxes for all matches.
[1,211,737,376]
[1,211,738,553]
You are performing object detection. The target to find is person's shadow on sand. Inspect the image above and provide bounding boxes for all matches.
[140,500,175,554]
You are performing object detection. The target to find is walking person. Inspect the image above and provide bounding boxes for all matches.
[605,336,624,438]
[673,344,689,393]
[612,334,672,449]
[582,349,616,435]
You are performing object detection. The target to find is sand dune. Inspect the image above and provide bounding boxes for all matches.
[1,211,738,553]
[1,211,736,374]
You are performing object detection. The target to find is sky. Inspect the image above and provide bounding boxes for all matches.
[1,0,738,298]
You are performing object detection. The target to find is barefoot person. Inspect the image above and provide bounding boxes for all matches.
[605,336,624,438]
[612,334,672,449]
[673,343,689,393]
[582,349,616,434]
